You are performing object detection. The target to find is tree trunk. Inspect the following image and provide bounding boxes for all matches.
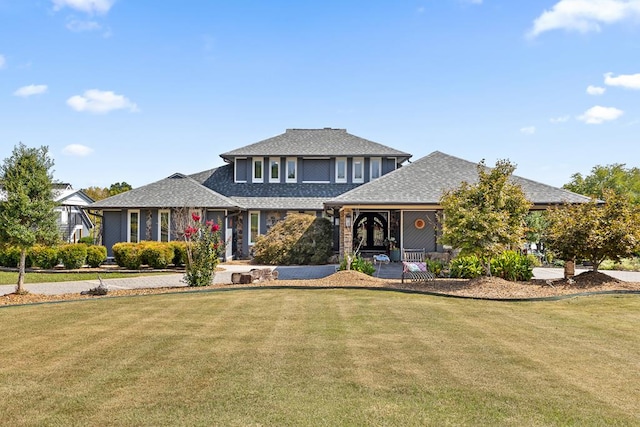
[16,248,27,294]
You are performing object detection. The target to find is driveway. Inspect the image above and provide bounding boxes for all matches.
[2,265,640,296]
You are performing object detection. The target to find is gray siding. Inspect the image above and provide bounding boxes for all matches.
[402,211,437,252]
[235,158,248,182]
[103,211,124,257]
[302,159,331,182]
[383,158,397,175]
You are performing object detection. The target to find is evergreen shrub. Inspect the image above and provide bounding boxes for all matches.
[112,242,142,269]
[59,244,88,269]
[29,245,59,269]
[86,245,107,268]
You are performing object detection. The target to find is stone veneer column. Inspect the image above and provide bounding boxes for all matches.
[340,209,353,260]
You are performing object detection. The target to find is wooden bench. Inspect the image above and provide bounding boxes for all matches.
[401,248,434,283]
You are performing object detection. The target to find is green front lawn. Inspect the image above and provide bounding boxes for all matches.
[1,289,638,426]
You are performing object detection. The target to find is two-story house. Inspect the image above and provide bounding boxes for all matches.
[89,128,411,259]
[89,128,591,261]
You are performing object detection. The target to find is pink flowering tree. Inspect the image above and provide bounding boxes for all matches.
[183,212,224,287]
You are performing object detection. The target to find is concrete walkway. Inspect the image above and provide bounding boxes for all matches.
[2,264,640,296]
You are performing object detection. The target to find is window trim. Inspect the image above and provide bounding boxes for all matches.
[253,158,264,183]
[353,157,364,183]
[335,157,347,183]
[158,209,170,242]
[127,210,140,243]
[286,157,297,183]
[269,157,280,183]
[249,211,260,246]
[370,157,382,180]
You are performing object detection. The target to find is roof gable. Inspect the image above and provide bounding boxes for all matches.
[220,128,411,161]
[89,173,239,209]
[326,151,592,206]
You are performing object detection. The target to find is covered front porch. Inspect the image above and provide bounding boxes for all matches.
[337,207,443,260]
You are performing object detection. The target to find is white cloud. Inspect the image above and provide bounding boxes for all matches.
[520,126,536,135]
[62,144,94,157]
[586,85,606,95]
[67,89,139,114]
[52,0,115,15]
[604,71,640,89]
[528,0,640,38]
[0,54,6,69]
[13,84,48,97]
[577,105,624,124]
[550,115,571,123]
[66,19,101,32]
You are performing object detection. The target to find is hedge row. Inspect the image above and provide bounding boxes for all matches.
[112,241,186,269]
[0,244,108,269]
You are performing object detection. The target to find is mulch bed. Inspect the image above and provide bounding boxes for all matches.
[2,270,639,306]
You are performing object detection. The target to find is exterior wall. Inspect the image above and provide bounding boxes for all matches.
[235,158,248,182]
[302,159,331,182]
[402,211,437,253]
[383,157,397,175]
[103,210,124,257]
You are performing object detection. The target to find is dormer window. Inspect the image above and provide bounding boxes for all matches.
[269,158,280,183]
[286,157,297,183]
[253,158,264,183]
[336,157,347,183]
[353,157,364,183]
[371,157,382,180]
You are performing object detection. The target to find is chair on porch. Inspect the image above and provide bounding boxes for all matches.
[401,248,434,283]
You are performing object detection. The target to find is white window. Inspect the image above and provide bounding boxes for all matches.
[370,157,382,180]
[286,157,297,183]
[60,208,69,224]
[128,210,140,243]
[253,158,263,183]
[353,157,364,183]
[249,211,260,245]
[159,210,170,242]
[336,157,347,183]
[269,157,280,183]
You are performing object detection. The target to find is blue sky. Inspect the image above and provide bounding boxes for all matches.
[1,0,639,190]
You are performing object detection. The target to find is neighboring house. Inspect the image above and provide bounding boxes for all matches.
[88,129,590,260]
[0,183,94,244]
[53,184,95,243]
[89,128,411,258]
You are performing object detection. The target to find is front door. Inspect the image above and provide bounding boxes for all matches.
[353,212,388,252]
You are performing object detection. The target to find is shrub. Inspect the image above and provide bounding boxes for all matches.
[339,255,376,276]
[112,243,142,269]
[425,258,447,277]
[253,213,333,265]
[139,241,174,269]
[449,255,483,279]
[169,241,187,266]
[58,244,88,269]
[0,245,24,268]
[29,245,59,269]
[183,215,224,286]
[86,245,107,268]
[490,250,534,281]
[78,236,95,245]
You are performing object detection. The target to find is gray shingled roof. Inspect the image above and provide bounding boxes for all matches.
[325,151,592,207]
[220,128,412,161]
[230,197,327,210]
[190,164,361,199]
[89,173,240,209]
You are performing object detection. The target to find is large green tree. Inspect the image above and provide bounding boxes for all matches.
[545,190,640,273]
[109,182,132,196]
[563,163,640,204]
[0,143,59,293]
[440,159,532,276]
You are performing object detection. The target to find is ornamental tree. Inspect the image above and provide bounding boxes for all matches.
[0,143,59,293]
[545,190,640,272]
[182,212,224,287]
[439,159,532,276]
